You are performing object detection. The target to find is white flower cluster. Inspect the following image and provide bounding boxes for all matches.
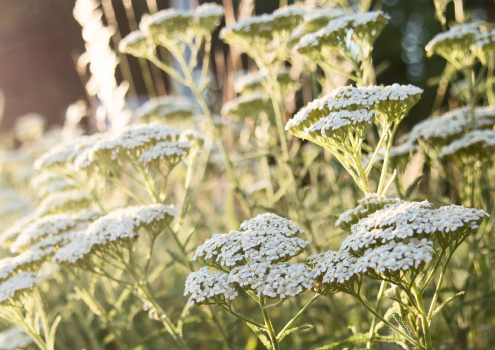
[0,247,54,281]
[340,201,488,253]
[0,271,38,304]
[0,327,33,350]
[300,7,347,35]
[184,267,237,306]
[439,129,495,161]
[310,238,435,292]
[138,141,191,167]
[472,29,495,64]
[31,172,73,197]
[220,5,304,53]
[9,210,103,253]
[0,214,38,248]
[308,109,377,141]
[235,69,300,94]
[74,0,131,131]
[354,239,433,274]
[194,213,307,267]
[134,97,200,124]
[221,92,273,119]
[399,106,495,147]
[309,250,358,290]
[230,262,313,299]
[294,11,390,58]
[35,135,101,170]
[336,193,401,230]
[187,214,312,304]
[74,123,183,171]
[119,30,154,58]
[53,204,177,264]
[34,191,92,217]
[286,84,422,142]
[426,22,481,57]
[137,3,224,48]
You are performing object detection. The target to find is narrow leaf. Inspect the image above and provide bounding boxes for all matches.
[315,333,368,350]
[246,323,273,350]
[392,312,417,341]
[388,297,420,316]
[277,324,313,342]
[404,175,424,200]
[432,291,465,316]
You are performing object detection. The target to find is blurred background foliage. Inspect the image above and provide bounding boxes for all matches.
[0,0,494,132]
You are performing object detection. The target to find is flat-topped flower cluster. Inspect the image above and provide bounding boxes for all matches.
[394,106,495,163]
[185,214,313,306]
[119,3,224,58]
[286,84,423,144]
[54,204,177,265]
[309,198,488,293]
[294,11,390,60]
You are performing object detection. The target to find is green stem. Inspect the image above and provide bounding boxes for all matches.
[260,296,280,350]
[411,285,432,350]
[377,121,400,195]
[217,304,266,329]
[366,281,387,349]
[426,249,455,323]
[353,294,425,349]
[277,294,319,340]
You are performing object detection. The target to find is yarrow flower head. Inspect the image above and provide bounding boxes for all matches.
[425,22,483,67]
[235,69,300,94]
[309,250,358,293]
[228,261,313,299]
[74,123,183,172]
[221,92,273,120]
[439,129,495,162]
[10,210,104,253]
[194,213,307,268]
[184,267,238,306]
[119,30,156,58]
[340,200,488,253]
[471,29,495,65]
[301,7,347,35]
[53,204,177,265]
[0,271,38,304]
[30,172,74,197]
[353,238,434,275]
[134,97,200,124]
[140,3,224,48]
[336,193,401,231]
[187,214,312,306]
[34,190,92,217]
[35,135,101,171]
[286,84,422,144]
[294,11,390,60]
[0,247,54,282]
[399,106,495,148]
[220,6,305,58]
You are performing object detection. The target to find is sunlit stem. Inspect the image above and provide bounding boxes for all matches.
[366,281,387,349]
[217,304,266,329]
[276,294,320,341]
[167,42,253,217]
[352,293,425,349]
[411,284,433,350]
[377,120,400,195]
[260,296,280,350]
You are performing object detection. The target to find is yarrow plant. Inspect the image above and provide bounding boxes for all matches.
[186,213,318,350]
[1,1,495,350]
